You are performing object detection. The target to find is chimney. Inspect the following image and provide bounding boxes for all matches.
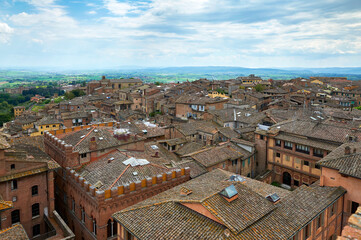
[90,137,97,151]
[354,148,357,154]
[155,152,159,158]
[345,146,351,155]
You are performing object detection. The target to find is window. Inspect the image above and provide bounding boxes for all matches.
[222,163,225,169]
[72,199,75,212]
[32,203,40,217]
[107,219,118,238]
[33,224,40,237]
[284,141,293,150]
[313,148,324,157]
[92,218,97,235]
[11,180,17,190]
[11,210,20,224]
[80,153,87,158]
[53,125,56,127]
[81,208,85,223]
[275,139,281,146]
[315,164,321,169]
[303,160,309,166]
[32,185,38,196]
[316,213,324,229]
[260,135,264,140]
[242,160,245,167]
[285,155,290,161]
[351,201,360,214]
[276,153,281,158]
[232,159,238,166]
[303,222,311,239]
[296,144,310,154]
[248,158,251,165]
[11,164,15,170]
[330,202,337,217]
[294,180,299,187]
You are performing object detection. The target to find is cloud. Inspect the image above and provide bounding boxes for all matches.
[2,0,361,68]
[103,0,137,15]
[0,22,14,43]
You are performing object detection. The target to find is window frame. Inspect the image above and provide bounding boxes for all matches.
[31,185,38,196]
[32,203,40,218]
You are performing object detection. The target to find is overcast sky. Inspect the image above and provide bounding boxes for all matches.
[1,0,361,69]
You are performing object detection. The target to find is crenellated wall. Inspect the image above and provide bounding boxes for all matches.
[64,166,191,239]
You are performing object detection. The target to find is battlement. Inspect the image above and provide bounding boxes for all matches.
[66,167,191,201]
[44,131,73,152]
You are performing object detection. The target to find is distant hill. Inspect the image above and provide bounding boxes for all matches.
[1,66,361,81]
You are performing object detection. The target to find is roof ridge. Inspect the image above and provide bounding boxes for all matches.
[74,127,96,148]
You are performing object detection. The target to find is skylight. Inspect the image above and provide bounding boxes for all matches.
[266,193,280,203]
[219,184,238,199]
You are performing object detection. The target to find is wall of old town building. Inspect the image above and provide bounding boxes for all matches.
[0,170,55,238]
[321,167,361,224]
[60,168,190,240]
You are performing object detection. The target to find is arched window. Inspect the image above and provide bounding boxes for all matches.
[11,210,20,224]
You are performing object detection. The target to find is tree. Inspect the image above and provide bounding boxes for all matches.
[254,84,265,92]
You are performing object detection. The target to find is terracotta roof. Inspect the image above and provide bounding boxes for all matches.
[187,142,251,168]
[59,127,123,154]
[275,133,338,151]
[0,144,59,182]
[0,194,13,211]
[173,157,207,178]
[175,142,204,156]
[175,95,228,104]
[268,119,361,144]
[113,170,345,240]
[0,224,29,240]
[77,150,173,190]
[319,153,361,179]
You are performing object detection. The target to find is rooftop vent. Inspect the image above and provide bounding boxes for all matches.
[229,175,245,182]
[94,181,103,189]
[266,193,280,203]
[142,130,148,134]
[132,172,138,176]
[150,145,159,150]
[80,135,86,139]
[108,157,114,163]
[94,129,98,133]
[180,187,192,196]
[123,157,150,167]
[99,137,103,140]
[219,184,238,202]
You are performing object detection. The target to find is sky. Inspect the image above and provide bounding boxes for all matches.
[1,0,361,69]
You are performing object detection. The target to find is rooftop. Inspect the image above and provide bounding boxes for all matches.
[113,169,345,240]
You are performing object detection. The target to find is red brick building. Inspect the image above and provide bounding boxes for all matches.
[44,122,190,239]
[175,95,228,120]
[0,136,72,239]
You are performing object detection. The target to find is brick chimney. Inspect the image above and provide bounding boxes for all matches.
[89,137,97,151]
[345,146,351,155]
